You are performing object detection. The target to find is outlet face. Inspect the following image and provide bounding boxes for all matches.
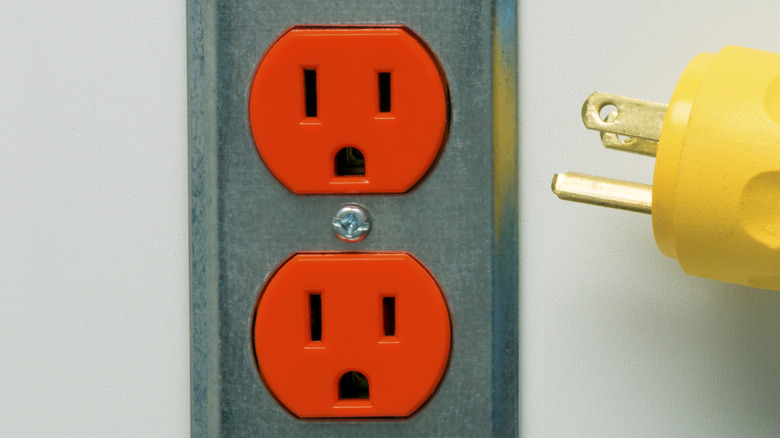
[249,26,450,194]
[253,252,451,418]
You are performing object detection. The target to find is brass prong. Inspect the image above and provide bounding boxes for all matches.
[582,92,667,153]
[599,111,659,157]
[552,172,652,214]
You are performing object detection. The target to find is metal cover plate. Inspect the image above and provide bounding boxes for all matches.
[188,1,518,436]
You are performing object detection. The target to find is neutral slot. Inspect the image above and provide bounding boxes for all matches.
[382,297,396,336]
[309,293,322,342]
[304,69,317,117]
[378,72,391,113]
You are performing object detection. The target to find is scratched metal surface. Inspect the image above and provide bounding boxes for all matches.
[188,1,518,436]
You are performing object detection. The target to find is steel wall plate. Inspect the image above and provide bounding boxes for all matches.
[188,1,518,436]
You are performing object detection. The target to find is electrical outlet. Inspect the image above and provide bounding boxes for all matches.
[249,26,449,194]
[253,252,451,418]
[188,0,518,436]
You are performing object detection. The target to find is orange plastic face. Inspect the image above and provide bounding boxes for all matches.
[248,26,450,194]
[253,253,452,418]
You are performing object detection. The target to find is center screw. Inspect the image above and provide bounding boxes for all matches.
[332,204,371,242]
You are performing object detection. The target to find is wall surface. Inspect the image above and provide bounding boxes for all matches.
[2,1,779,437]
[0,1,190,436]
[519,1,780,437]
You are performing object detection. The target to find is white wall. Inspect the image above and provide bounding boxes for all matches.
[520,1,780,437]
[2,1,780,437]
[0,1,189,436]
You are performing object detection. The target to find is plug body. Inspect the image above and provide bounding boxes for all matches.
[654,46,780,290]
[554,46,780,290]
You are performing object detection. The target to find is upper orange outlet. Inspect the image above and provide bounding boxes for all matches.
[249,26,450,194]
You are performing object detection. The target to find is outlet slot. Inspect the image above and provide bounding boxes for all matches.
[339,371,369,400]
[309,293,322,342]
[335,147,365,176]
[382,297,396,337]
[304,68,317,117]
[378,72,391,113]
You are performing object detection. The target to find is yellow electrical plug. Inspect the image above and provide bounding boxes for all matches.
[553,46,780,290]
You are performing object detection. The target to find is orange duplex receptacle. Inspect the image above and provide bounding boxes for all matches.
[252,252,452,418]
[248,26,450,194]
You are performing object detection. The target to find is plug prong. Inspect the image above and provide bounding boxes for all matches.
[599,112,659,156]
[582,92,667,155]
[552,172,652,214]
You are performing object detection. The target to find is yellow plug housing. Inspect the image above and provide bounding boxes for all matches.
[553,46,780,290]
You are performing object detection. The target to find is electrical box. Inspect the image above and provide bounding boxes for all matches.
[188,1,518,435]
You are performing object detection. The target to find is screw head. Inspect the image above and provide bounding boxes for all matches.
[332,204,371,242]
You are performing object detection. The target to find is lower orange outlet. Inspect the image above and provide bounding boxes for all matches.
[252,252,452,418]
